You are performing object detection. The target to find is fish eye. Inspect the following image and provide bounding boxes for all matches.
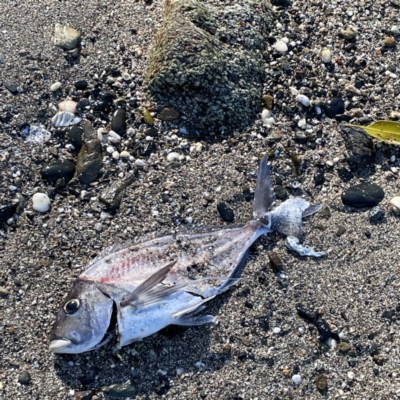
[64,299,80,314]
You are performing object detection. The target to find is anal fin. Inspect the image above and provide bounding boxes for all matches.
[172,314,217,327]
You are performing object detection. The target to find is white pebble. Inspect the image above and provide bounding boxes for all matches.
[112,151,120,160]
[391,26,400,34]
[272,327,281,334]
[292,375,302,385]
[120,151,130,158]
[263,117,275,125]
[50,82,61,92]
[100,211,110,220]
[58,100,77,114]
[106,146,115,154]
[109,130,121,142]
[95,223,103,232]
[390,196,400,210]
[321,49,332,63]
[32,193,51,213]
[339,331,348,340]
[390,155,396,162]
[186,217,193,224]
[135,159,145,167]
[347,371,355,380]
[261,109,272,120]
[274,40,288,52]
[167,152,180,162]
[298,118,307,129]
[296,94,310,107]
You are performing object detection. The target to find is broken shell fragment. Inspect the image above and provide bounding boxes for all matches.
[390,196,400,210]
[51,111,75,127]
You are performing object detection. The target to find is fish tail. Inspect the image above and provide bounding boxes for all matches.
[253,157,275,220]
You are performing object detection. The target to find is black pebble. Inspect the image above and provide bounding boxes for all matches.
[74,80,88,90]
[18,371,31,385]
[111,109,127,136]
[0,201,17,220]
[67,125,84,150]
[342,183,384,208]
[78,98,90,109]
[274,185,288,200]
[41,160,76,182]
[314,170,325,185]
[325,97,344,118]
[217,202,234,222]
[315,318,331,341]
[296,304,317,322]
[145,127,159,137]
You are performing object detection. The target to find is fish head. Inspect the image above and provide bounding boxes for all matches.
[49,279,114,354]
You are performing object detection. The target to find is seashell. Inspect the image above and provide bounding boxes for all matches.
[51,111,75,127]
[58,100,77,113]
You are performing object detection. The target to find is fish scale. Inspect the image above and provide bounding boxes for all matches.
[49,157,326,354]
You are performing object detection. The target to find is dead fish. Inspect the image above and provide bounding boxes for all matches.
[49,157,326,354]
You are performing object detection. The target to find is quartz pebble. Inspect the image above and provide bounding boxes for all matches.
[391,26,400,35]
[120,151,130,158]
[54,23,81,50]
[167,152,180,162]
[273,327,281,334]
[32,193,51,212]
[296,94,310,107]
[135,159,145,167]
[261,109,272,119]
[112,151,120,160]
[274,40,288,52]
[50,82,61,92]
[292,375,302,385]
[321,49,332,63]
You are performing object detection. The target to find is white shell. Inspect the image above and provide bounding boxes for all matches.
[51,112,75,127]
[50,82,61,92]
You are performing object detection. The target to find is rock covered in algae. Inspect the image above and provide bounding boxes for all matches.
[144,0,275,134]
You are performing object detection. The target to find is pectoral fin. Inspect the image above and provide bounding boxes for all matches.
[286,236,327,258]
[120,260,176,307]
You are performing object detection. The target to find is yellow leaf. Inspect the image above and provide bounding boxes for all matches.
[142,107,154,125]
[344,121,400,145]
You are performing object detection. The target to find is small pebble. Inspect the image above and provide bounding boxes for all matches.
[273,327,281,334]
[391,26,399,35]
[32,193,51,212]
[112,151,120,160]
[292,375,302,385]
[58,100,77,114]
[274,40,288,52]
[261,109,272,119]
[315,374,328,391]
[340,29,356,40]
[120,151,130,158]
[390,196,400,210]
[0,287,9,297]
[95,223,103,232]
[135,159,145,167]
[296,94,310,107]
[167,152,180,162]
[50,82,61,92]
[18,371,31,385]
[321,49,332,63]
[347,371,355,380]
[384,37,396,47]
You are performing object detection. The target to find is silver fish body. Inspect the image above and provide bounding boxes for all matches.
[49,157,326,354]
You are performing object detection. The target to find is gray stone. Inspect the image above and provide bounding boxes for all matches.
[103,381,137,397]
[54,24,81,50]
[75,140,102,184]
[18,371,31,385]
[145,0,275,134]
[340,124,373,168]
[342,183,384,208]
[0,286,9,297]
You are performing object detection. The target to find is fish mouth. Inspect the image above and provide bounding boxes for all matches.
[49,339,72,353]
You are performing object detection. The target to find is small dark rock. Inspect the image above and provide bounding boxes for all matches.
[270,0,291,6]
[373,355,385,365]
[314,170,325,185]
[111,109,127,136]
[18,371,31,385]
[315,374,328,391]
[315,318,331,341]
[342,183,384,208]
[325,97,344,118]
[296,304,317,322]
[67,125,84,150]
[217,202,234,222]
[103,381,137,397]
[157,107,180,121]
[0,200,17,220]
[4,81,19,94]
[94,90,116,111]
[382,309,395,320]
[336,226,346,237]
[75,140,102,184]
[337,167,354,182]
[74,80,88,90]
[99,174,136,212]
[78,98,90,109]
[145,127,159,137]
[268,251,285,273]
[74,390,93,400]
[274,185,288,201]
[41,160,75,182]
[369,343,379,356]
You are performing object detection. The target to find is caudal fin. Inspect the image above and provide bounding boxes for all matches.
[253,156,275,219]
